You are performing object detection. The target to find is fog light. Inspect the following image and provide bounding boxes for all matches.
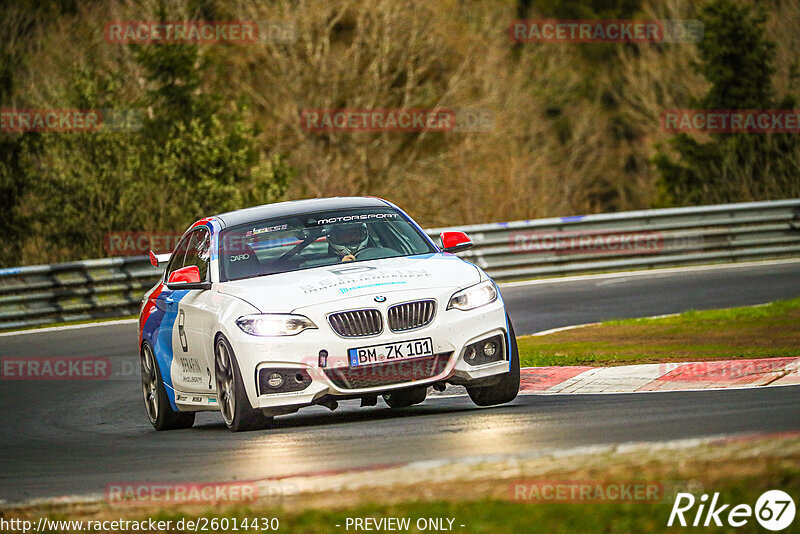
[267,372,284,388]
[483,341,497,357]
[465,346,477,362]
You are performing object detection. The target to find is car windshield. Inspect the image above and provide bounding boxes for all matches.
[219,207,437,281]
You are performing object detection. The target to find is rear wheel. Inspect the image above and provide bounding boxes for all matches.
[383,385,428,408]
[467,316,520,407]
[140,342,195,430]
[215,335,273,432]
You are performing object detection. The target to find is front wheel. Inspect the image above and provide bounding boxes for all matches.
[383,386,428,408]
[466,316,520,407]
[140,342,195,431]
[215,334,273,432]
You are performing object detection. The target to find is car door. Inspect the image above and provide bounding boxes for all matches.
[174,227,216,395]
[153,232,191,402]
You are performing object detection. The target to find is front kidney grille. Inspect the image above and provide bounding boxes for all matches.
[328,309,383,337]
[324,352,452,389]
[387,300,436,332]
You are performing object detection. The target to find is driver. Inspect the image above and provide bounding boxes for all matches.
[328,222,370,262]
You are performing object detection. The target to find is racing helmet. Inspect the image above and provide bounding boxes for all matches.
[328,222,369,257]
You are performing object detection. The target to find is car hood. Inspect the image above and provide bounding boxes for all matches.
[217,253,481,313]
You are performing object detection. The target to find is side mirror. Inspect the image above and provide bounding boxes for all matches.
[150,250,171,267]
[167,266,210,290]
[440,231,473,253]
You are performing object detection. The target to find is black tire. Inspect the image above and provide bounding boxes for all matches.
[214,334,273,432]
[383,385,428,408]
[466,316,520,407]
[140,342,195,431]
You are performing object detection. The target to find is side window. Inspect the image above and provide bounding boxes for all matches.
[166,233,192,279]
[184,228,211,282]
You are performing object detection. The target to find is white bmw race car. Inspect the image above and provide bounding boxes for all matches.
[138,197,519,431]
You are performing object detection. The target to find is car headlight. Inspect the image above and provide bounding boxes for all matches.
[235,314,317,336]
[447,280,498,311]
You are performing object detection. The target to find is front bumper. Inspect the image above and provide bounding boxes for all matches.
[225,289,510,412]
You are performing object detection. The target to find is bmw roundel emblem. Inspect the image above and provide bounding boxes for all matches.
[374,295,387,303]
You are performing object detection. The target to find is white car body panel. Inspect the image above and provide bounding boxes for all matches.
[217,254,481,312]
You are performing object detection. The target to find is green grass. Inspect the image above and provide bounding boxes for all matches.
[605,298,800,325]
[518,297,800,368]
[61,466,798,533]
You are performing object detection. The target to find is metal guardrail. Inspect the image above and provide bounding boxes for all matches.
[0,257,161,330]
[1,199,799,331]
[428,198,800,279]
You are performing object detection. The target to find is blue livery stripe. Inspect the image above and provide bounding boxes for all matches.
[150,289,190,410]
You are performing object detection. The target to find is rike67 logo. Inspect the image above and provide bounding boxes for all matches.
[668,490,796,531]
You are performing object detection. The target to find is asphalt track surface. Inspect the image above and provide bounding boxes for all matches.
[2,261,800,503]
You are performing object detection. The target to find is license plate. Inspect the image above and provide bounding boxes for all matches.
[348,337,434,367]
